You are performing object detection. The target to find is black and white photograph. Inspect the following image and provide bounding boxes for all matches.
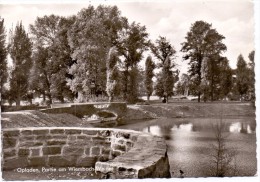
[0,0,259,181]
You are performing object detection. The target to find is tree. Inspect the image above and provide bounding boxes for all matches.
[0,17,8,104]
[218,57,233,100]
[181,21,227,102]
[248,50,255,102]
[67,5,123,102]
[208,120,238,177]
[236,54,250,101]
[144,55,155,101]
[48,17,75,102]
[106,47,119,102]
[116,21,149,103]
[9,22,32,106]
[151,36,178,103]
[30,15,74,104]
[176,74,190,96]
[29,46,52,104]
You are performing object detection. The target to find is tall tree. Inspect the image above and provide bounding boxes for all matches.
[116,21,149,103]
[176,74,190,96]
[9,22,32,106]
[0,17,8,103]
[218,57,233,100]
[144,55,155,101]
[181,21,227,102]
[30,15,74,104]
[29,46,51,104]
[151,36,178,103]
[106,47,119,102]
[236,54,250,101]
[248,50,255,101]
[48,17,75,102]
[68,5,123,102]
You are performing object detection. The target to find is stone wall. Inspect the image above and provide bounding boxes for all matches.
[42,102,127,119]
[2,127,170,179]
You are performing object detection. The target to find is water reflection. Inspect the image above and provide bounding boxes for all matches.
[142,120,255,138]
[229,122,254,134]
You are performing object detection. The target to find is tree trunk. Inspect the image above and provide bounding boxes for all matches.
[16,99,20,106]
[123,66,128,101]
[198,91,201,102]
[147,95,150,102]
[108,96,113,102]
[16,85,21,106]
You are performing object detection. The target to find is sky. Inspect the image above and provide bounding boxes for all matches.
[0,0,256,73]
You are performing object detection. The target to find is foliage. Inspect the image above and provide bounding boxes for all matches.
[30,15,74,104]
[106,47,119,102]
[144,55,155,101]
[67,5,123,102]
[248,50,255,102]
[0,17,8,102]
[116,21,149,103]
[9,22,32,106]
[236,54,250,100]
[151,36,178,103]
[181,21,226,102]
[176,74,190,95]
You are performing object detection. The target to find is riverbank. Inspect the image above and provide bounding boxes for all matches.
[1,102,255,128]
[125,102,255,120]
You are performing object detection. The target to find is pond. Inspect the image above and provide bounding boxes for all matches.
[115,116,257,177]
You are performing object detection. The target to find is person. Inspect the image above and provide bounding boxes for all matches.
[162,95,166,103]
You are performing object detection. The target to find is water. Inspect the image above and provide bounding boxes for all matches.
[115,117,257,177]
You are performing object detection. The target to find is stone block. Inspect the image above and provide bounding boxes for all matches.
[33,141,44,146]
[3,138,17,148]
[112,144,126,152]
[91,147,100,156]
[19,141,35,147]
[76,156,98,167]
[42,146,61,155]
[28,156,47,166]
[18,148,30,157]
[48,156,76,167]
[77,135,92,140]
[68,135,77,140]
[19,136,35,142]
[98,155,109,162]
[35,135,52,140]
[47,140,66,146]
[85,147,90,156]
[117,139,124,145]
[3,157,29,170]
[101,148,111,155]
[50,129,64,134]
[21,130,33,135]
[63,146,84,156]
[4,149,16,158]
[111,150,122,158]
[67,139,90,146]
[3,130,20,137]
[82,130,98,136]
[33,129,49,135]
[100,130,111,137]
[65,129,82,135]
[30,148,41,156]
[130,135,138,141]
[122,133,130,139]
[92,136,106,141]
[52,135,67,139]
